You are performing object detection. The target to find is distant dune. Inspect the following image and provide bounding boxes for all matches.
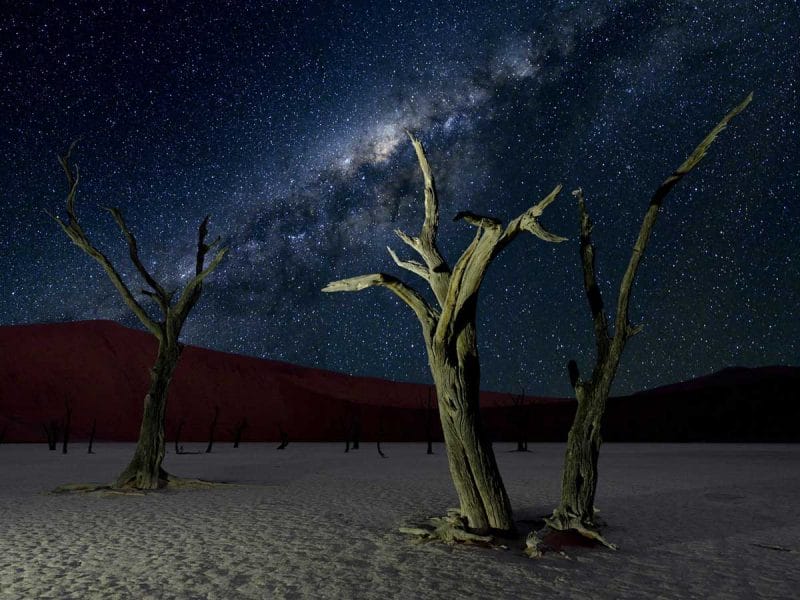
[0,320,797,443]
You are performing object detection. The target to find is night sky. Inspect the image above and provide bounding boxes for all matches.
[2,1,798,397]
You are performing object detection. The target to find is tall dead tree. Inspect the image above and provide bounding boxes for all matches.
[547,94,752,542]
[49,144,228,489]
[324,132,566,534]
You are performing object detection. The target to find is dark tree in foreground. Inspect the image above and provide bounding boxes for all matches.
[61,399,72,455]
[205,405,220,453]
[49,145,228,490]
[324,132,566,535]
[546,94,752,545]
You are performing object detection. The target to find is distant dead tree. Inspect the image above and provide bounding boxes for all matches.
[205,405,220,453]
[87,418,97,454]
[232,417,248,448]
[420,387,436,455]
[49,143,227,489]
[174,418,186,455]
[43,419,61,451]
[546,94,752,546]
[62,399,72,454]
[324,131,566,535]
[342,402,361,452]
[276,424,289,450]
[507,388,530,452]
[376,406,387,459]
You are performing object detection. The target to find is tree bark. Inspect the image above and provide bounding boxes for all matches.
[114,340,181,489]
[549,378,611,530]
[427,326,514,533]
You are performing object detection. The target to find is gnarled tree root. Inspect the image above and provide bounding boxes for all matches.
[52,470,231,495]
[399,509,510,549]
[527,510,617,556]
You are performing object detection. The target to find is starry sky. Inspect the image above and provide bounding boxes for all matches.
[1,1,798,397]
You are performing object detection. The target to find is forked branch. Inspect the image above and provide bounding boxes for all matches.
[613,92,753,348]
[49,146,162,338]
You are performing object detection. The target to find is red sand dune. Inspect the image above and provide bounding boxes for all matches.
[0,320,797,444]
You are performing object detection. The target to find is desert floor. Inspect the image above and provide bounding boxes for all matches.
[1,442,798,599]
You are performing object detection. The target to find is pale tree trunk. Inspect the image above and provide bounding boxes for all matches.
[428,328,514,532]
[324,131,567,536]
[548,93,752,541]
[550,373,613,531]
[114,340,181,489]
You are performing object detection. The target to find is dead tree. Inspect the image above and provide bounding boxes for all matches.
[276,424,289,450]
[323,131,566,534]
[49,144,228,489]
[508,388,530,452]
[420,387,435,455]
[205,405,220,454]
[376,406,388,459]
[62,399,72,455]
[232,417,247,448]
[43,419,61,451]
[174,418,186,455]
[547,94,752,543]
[87,418,97,454]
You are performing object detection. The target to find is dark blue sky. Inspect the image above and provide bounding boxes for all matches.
[2,1,798,396]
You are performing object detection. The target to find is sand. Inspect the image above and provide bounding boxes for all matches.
[1,443,798,599]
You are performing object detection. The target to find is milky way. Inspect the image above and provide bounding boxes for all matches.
[2,1,798,396]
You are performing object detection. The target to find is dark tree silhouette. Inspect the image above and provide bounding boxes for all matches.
[420,387,436,455]
[87,418,97,454]
[49,144,228,489]
[205,405,220,453]
[43,419,60,451]
[232,417,248,448]
[174,418,186,455]
[508,388,530,452]
[61,399,72,455]
[276,425,289,450]
[324,131,566,534]
[546,93,752,546]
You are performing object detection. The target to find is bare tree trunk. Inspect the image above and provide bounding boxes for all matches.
[87,418,96,454]
[62,399,72,454]
[425,387,434,455]
[114,340,181,489]
[174,418,185,454]
[276,425,289,450]
[428,328,514,533]
[549,377,611,531]
[205,405,219,453]
[232,417,247,448]
[44,420,60,451]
